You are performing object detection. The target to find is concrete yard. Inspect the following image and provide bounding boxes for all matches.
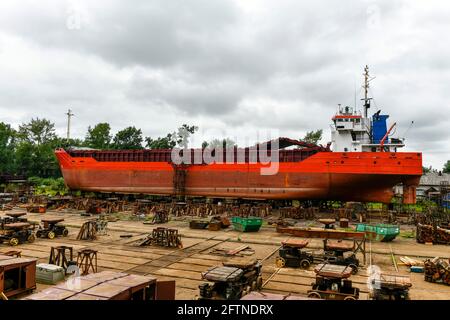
[1,208,449,300]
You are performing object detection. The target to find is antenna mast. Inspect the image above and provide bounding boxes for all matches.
[66,109,74,140]
[363,65,371,118]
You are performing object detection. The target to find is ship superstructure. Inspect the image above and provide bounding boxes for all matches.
[331,66,405,153]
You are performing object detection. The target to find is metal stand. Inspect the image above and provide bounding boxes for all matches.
[77,249,98,275]
[77,220,97,240]
[49,246,74,269]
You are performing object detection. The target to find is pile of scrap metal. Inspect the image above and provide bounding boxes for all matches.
[45,196,73,210]
[231,204,272,218]
[149,209,169,224]
[136,227,183,248]
[189,215,230,231]
[279,206,316,220]
[171,202,234,217]
[51,197,129,215]
[133,200,166,215]
[424,257,450,285]
[416,223,450,245]
[198,258,262,300]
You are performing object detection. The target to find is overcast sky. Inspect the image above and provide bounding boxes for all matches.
[0,0,449,169]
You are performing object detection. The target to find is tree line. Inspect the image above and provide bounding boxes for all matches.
[0,116,339,179]
[0,119,202,178]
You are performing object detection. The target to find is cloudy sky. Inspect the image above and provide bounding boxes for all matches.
[0,0,449,169]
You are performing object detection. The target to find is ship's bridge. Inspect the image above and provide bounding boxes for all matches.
[331,105,405,153]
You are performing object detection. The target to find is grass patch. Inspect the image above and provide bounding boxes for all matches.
[400,230,415,238]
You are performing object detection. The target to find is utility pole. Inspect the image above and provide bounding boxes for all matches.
[66,109,74,140]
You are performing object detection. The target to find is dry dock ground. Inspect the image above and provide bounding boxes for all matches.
[1,208,449,300]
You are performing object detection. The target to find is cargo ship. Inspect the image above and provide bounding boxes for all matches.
[55,66,422,204]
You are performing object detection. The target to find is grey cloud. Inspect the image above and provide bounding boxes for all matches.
[0,0,449,169]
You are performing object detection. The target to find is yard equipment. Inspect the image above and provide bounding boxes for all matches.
[198,257,262,300]
[320,239,359,274]
[318,219,336,229]
[136,227,183,248]
[355,223,399,242]
[369,274,412,300]
[424,257,450,285]
[3,212,28,224]
[151,209,169,224]
[231,216,263,232]
[276,239,314,269]
[77,249,98,275]
[0,222,35,246]
[307,263,359,300]
[189,219,209,229]
[36,217,69,239]
[77,220,97,240]
[26,204,47,214]
[0,254,37,298]
[48,246,76,271]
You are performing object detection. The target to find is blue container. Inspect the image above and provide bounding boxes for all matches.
[410,266,424,273]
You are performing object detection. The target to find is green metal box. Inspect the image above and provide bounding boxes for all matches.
[231,216,263,232]
[355,223,399,242]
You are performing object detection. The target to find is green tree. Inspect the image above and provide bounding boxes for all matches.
[145,124,198,149]
[85,123,112,149]
[15,118,60,177]
[0,122,17,174]
[54,137,85,150]
[112,126,143,149]
[444,160,450,173]
[206,138,236,149]
[423,166,437,174]
[145,134,176,149]
[302,129,323,145]
[17,118,57,145]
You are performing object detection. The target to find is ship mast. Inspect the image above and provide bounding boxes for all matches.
[362,65,372,118]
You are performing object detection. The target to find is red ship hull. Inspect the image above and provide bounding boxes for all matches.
[55,149,422,204]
